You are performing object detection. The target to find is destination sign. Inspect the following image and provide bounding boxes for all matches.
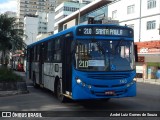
[77,26,133,37]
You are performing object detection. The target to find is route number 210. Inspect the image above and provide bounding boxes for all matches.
[79,60,88,68]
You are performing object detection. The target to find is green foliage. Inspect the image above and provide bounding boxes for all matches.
[0,14,27,66]
[0,67,23,82]
[0,14,27,51]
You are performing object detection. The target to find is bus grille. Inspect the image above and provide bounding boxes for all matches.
[87,73,130,80]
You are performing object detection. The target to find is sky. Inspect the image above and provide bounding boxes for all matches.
[0,0,17,13]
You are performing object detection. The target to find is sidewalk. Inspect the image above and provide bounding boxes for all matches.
[0,71,29,97]
[136,78,160,85]
[0,90,29,97]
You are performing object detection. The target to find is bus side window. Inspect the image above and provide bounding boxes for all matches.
[41,42,45,62]
[54,37,62,61]
[37,45,40,62]
[44,42,48,62]
[47,41,52,62]
[33,46,37,62]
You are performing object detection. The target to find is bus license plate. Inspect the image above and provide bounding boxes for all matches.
[105,91,115,95]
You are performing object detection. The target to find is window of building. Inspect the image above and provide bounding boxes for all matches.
[112,10,117,19]
[25,9,29,12]
[80,5,108,23]
[25,1,29,4]
[147,20,156,30]
[147,0,156,9]
[33,6,37,8]
[55,15,67,23]
[63,24,67,30]
[50,8,54,11]
[127,5,135,14]
[63,6,78,12]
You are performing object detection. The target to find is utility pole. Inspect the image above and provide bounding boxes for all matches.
[78,1,81,25]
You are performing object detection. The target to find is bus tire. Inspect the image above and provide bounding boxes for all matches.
[56,80,66,103]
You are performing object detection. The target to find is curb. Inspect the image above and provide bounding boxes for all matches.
[0,90,29,97]
[136,79,160,85]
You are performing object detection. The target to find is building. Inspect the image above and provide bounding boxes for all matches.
[108,0,160,79]
[36,12,55,41]
[23,12,55,45]
[24,15,39,45]
[54,0,112,33]
[108,0,160,42]
[135,41,160,79]
[35,11,55,34]
[73,0,94,4]
[54,0,93,33]
[19,0,67,45]
[4,11,17,18]
[16,0,67,29]
[22,0,90,45]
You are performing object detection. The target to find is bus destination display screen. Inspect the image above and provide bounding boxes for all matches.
[76,26,133,37]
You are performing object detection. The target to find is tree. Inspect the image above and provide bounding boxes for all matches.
[0,14,26,66]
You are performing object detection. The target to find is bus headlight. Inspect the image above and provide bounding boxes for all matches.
[76,78,82,84]
[126,81,136,87]
[75,77,92,89]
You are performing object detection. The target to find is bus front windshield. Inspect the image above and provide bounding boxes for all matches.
[74,39,135,71]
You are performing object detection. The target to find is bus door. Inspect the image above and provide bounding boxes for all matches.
[39,43,44,85]
[62,36,73,94]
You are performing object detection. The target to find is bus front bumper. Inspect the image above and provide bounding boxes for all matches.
[72,81,136,100]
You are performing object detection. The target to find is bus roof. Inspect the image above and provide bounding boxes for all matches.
[27,24,131,48]
[27,25,76,48]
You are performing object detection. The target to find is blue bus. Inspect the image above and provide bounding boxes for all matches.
[26,24,137,102]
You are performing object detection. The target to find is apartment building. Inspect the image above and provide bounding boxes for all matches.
[23,12,55,45]
[35,11,55,41]
[108,0,160,79]
[4,11,17,18]
[16,0,67,29]
[35,12,55,34]
[108,0,160,42]
[22,0,92,45]
[24,15,39,45]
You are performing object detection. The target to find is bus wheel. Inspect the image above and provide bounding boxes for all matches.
[56,80,66,103]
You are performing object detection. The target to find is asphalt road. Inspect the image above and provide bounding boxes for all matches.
[0,71,160,120]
